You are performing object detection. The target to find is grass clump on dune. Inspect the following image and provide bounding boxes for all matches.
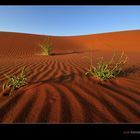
[39,37,52,56]
[85,51,128,80]
[2,66,28,95]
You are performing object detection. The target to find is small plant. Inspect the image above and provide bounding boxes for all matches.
[2,66,28,95]
[39,37,52,55]
[85,51,128,80]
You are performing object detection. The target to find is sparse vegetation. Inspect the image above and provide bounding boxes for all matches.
[2,66,27,95]
[39,37,52,55]
[85,51,128,80]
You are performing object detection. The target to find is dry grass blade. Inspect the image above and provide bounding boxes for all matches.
[2,66,28,95]
[85,51,128,81]
[39,37,52,56]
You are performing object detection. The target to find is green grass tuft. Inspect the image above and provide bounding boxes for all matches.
[2,66,28,95]
[85,51,128,80]
[39,37,52,56]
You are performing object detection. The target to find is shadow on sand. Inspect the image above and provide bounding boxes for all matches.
[19,73,78,92]
[118,65,140,77]
[51,49,98,56]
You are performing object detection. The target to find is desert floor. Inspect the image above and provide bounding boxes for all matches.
[0,30,140,123]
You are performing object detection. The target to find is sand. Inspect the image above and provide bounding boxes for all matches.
[0,30,140,123]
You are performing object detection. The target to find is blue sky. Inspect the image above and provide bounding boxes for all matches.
[0,6,140,36]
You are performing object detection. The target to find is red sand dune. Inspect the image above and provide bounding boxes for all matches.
[0,30,140,123]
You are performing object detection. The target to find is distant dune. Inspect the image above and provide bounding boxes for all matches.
[0,30,140,56]
[0,30,140,123]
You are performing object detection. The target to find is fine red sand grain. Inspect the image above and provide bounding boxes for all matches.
[0,30,140,123]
